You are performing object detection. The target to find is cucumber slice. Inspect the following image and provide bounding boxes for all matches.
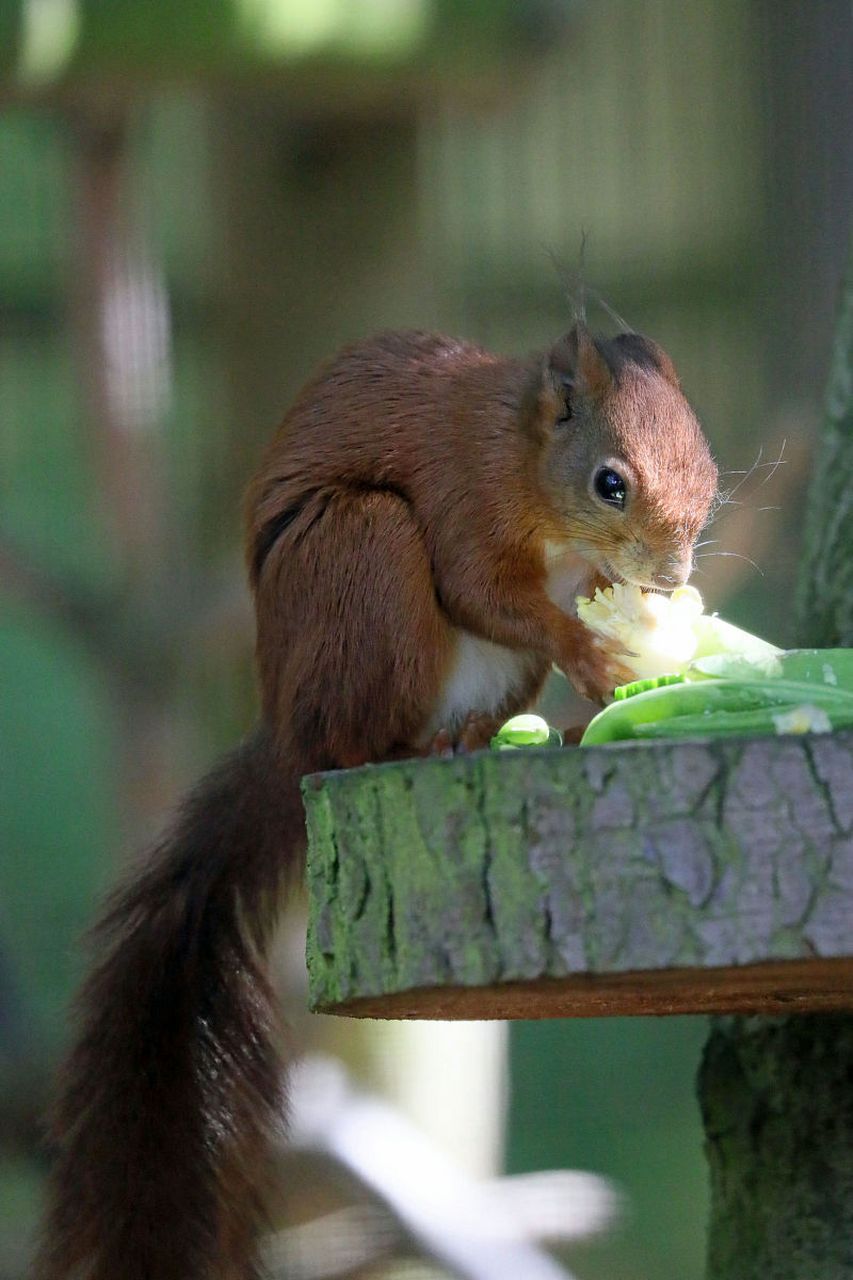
[581,675,853,746]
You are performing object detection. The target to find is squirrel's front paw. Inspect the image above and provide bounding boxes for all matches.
[563,633,634,704]
[429,711,503,757]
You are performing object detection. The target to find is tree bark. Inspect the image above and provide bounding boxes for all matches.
[700,1015,853,1280]
[796,231,853,648]
[700,237,853,1280]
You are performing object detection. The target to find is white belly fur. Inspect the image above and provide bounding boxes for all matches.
[423,549,592,742]
[424,632,533,740]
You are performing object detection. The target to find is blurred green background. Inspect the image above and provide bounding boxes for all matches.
[1,2,852,1278]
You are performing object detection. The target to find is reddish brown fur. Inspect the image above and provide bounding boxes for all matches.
[37,324,717,1279]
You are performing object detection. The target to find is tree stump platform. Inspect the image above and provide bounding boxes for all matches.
[305,734,853,1020]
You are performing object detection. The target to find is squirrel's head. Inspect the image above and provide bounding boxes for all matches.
[533,322,718,590]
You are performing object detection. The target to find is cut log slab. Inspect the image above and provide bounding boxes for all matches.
[304,730,853,1020]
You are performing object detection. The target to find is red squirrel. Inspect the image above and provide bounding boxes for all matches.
[35,322,718,1279]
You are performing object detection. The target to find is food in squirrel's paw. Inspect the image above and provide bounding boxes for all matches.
[576,587,853,745]
[577,583,704,678]
[577,582,782,683]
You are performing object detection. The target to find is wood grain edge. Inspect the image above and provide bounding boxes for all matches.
[312,955,853,1021]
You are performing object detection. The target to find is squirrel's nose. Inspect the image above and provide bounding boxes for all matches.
[651,557,692,590]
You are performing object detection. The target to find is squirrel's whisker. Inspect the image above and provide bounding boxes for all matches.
[696,550,764,577]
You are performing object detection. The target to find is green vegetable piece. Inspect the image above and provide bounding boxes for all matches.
[688,652,782,681]
[688,646,853,687]
[630,703,853,740]
[777,649,853,691]
[580,675,853,746]
[691,613,783,663]
[491,714,551,749]
[613,673,685,700]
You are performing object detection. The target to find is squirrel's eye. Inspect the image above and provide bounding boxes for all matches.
[594,467,627,509]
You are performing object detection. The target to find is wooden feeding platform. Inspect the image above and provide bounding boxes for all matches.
[304,733,853,1021]
[304,733,853,1280]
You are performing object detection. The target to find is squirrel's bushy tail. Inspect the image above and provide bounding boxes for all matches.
[34,728,304,1280]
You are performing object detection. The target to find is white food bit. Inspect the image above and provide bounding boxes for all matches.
[822,663,838,686]
[576,583,703,678]
[771,705,833,736]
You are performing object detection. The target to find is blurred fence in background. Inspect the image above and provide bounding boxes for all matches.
[1,2,851,1278]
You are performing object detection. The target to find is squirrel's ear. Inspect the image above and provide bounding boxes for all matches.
[637,336,681,389]
[609,332,681,388]
[549,322,612,398]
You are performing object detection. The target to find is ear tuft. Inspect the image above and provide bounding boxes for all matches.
[549,322,612,397]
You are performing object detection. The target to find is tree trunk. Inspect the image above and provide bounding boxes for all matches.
[700,1016,853,1279]
[700,236,853,1280]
